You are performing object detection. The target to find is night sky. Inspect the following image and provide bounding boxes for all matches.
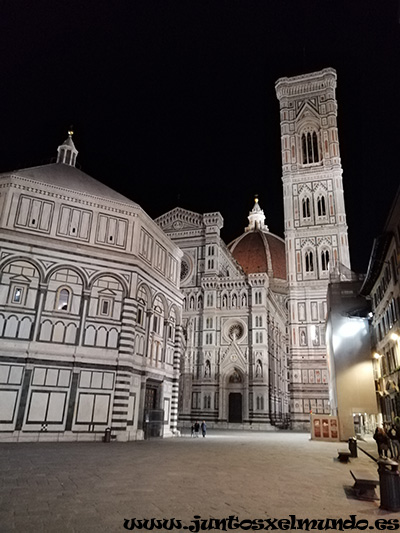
[1,1,399,273]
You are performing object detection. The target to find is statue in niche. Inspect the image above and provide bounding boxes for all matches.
[232,294,237,308]
[300,328,307,346]
[204,360,211,378]
[229,369,242,383]
[255,360,263,378]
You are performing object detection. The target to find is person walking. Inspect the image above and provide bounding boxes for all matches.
[388,424,400,460]
[194,421,200,437]
[373,426,390,458]
[201,420,207,438]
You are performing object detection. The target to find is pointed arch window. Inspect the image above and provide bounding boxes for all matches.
[305,251,314,273]
[321,250,330,272]
[302,197,311,218]
[302,130,320,164]
[317,195,326,217]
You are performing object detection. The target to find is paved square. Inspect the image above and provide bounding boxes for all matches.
[0,431,398,532]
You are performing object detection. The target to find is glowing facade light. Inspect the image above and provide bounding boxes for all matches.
[391,333,400,342]
[373,352,382,359]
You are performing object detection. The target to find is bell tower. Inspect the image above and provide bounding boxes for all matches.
[275,68,351,429]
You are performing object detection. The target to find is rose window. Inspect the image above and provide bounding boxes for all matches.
[228,323,244,340]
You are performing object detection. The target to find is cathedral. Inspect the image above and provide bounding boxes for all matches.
[157,67,350,430]
[0,67,350,441]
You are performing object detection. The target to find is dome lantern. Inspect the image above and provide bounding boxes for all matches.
[245,196,269,232]
[56,129,78,167]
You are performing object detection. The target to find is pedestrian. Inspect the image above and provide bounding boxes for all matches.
[194,421,200,437]
[190,423,194,438]
[373,426,390,458]
[201,420,207,437]
[388,424,400,460]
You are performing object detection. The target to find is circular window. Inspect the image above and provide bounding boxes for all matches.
[180,260,189,280]
[228,323,244,341]
[180,255,192,282]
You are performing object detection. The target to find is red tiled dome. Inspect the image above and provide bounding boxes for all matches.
[229,230,287,280]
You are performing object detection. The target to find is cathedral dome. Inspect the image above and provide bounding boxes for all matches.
[228,199,286,280]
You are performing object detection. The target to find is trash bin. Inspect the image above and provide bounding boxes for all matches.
[348,437,358,458]
[104,427,111,443]
[378,459,400,511]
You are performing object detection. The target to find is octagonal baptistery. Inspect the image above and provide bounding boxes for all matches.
[228,198,287,281]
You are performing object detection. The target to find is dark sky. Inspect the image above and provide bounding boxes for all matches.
[1,1,399,273]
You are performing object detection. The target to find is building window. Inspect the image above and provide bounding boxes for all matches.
[56,288,71,311]
[302,197,311,219]
[302,131,320,164]
[137,306,144,327]
[99,297,113,317]
[321,250,330,271]
[10,286,24,304]
[317,195,326,217]
[305,251,314,272]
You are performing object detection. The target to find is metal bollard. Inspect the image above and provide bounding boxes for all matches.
[378,459,400,511]
[348,437,357,458]
[104,427,111,443]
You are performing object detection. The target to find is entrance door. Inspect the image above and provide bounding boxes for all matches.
[229,393,242,423]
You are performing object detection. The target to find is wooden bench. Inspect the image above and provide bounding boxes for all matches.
[350,469,379,501]
[337,449,352,463]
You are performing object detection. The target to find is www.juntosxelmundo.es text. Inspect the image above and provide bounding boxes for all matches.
[123,515,400,531]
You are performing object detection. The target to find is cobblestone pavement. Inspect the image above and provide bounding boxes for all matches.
[0,431,399,532]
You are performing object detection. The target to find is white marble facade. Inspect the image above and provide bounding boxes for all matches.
[0,68,352,438]
[156,205,290,429]
[0,134,183,442]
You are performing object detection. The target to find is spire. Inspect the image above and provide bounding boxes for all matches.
[56,128,78,167]
[245,196,269,232]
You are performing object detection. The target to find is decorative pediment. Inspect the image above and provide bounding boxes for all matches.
[9,274,31,283]
[296,101,320,123]
[98,288,116,296]
[220,340,247,376]
[155,208,204,233]
[298,183,312,195]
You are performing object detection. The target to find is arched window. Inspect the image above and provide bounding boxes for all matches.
[302,130,320,164]
[56,288,71,311]
[321,250,330,271]
[305,251,314,272]
[205,360,211,377]
[137,286,149,327]
[302,197,311,218]
[317,195,326,217]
